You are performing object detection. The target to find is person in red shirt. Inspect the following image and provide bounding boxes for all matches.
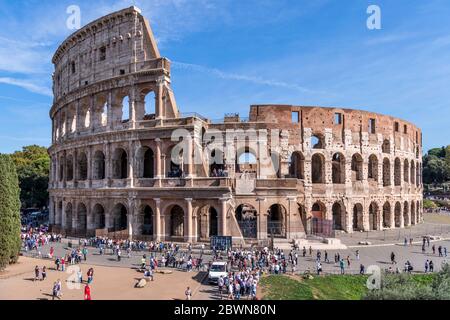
[84,284,91,300]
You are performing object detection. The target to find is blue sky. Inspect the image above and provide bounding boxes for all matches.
[0,0,449,153]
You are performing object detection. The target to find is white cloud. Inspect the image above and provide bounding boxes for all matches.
[0,77,52,96]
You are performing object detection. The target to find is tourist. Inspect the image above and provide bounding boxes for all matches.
[316,261,322,275]
[404,238,408,246]
[360,264,365,274]
[87,268,94,284]
[52,281,61,300]
[34,265,40,281]
[302,247,306,257]
[390,252,396,264]
[339,259,345,274]
[425,260,429,273]
[82,247,88,261]
[309,246,312,256]
[42,266,47,281]
[429,260,434,272]
[409,238,413,246]
[346,256,351,268]
[77,268,83,283]
[432,244,436,255]
[218,276,224,299]
[355,250,360,261]
[228,281,234,300]
[61,257,65,271]
[422,244,426,253]
[117,249,122,262]
[49,246,54,259]
[55,257,60,271]
[84,284,91,300]
[185,286,192,300]
[438,246,443,257]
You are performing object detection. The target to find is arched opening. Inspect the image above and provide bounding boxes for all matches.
[59,159,64,182]
[411,202,416,225]
[332,153,345,184]
[235,204,257,238]
[93,151,105,180]
[93,204,105,229]
[209,149,226,177]
[382,139,390,153]
[353,204,363,231]
[351,153,363,181]
[267,204,287,237]
[403,201,410,227]
[394,158,401,186]
[416,164,420,187]
[121,96,129,122]
[236,148,257,174]
[101,102,108,126]
[332,202,344,231]
[209,207,218,237]
[394,202,402,227]
[112,148,128,179]
[368,154,378,181]
[403,159,409,183]
[168,146,183,178]
[66,155,74,181]
[383,202,391,228]
[410,161,416,185]
[311,153,325,183]
[369,202,379,230]
[112,203,128,232]
[77,203,87,233]
[144,91,156,117]
[311,134,324,149]
[311,202,325,219]
[140,147,154,178]
[65,203,73,231]
[289,151,304,179]
[170,205,184,237]
[142,205,153,235]
[383,158,391,186]
[78,152,88,180]
[84,108,90,128]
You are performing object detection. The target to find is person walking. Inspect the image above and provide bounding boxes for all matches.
[117,249,122,262]
[34,265,40,282]
[390,252,396,264]
[429,260,434,272]
[41,266,47,281]
[339,259,345,274]
[360,264,365,275]
[425,259,429,273]
[82,247,88,261]
[84,284,91,300]
[52,281,60,300]
[324,251,329,263]
[185,286,192,300]
[432,245,436,255]
[218,276,224,299]
[355,250,360,261]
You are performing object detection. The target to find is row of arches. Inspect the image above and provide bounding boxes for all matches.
[54,89,156,140]
[289,151,422,186]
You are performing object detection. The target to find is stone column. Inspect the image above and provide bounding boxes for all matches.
[193,211,198,243]
[75,99,81,134]
[90,95,95,133]
[61,200,67,230]
[73,149,78,187]
[185,198,193,242]
[128,140,135,187]
[155,138,162,178]
[256,197,267,240]
[87,202,95,235]
[128,202,134,239]
[186,133,194,178]
[105,142,112,187]
[49,198,55,225]
[129,85,136,129]
[155,78,164,120]
[87,145,93,188]
[154,198,161,241]
[220,198,228,236]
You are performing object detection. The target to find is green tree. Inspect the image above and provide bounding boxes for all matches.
[0,154,21,270]
[10,145,49,208]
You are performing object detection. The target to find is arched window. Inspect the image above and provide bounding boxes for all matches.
[101,102,108,126]
[112,203,127,231]
[353,204,363,231]
[93,151,105,180]
[235,204,257,238]
[410,161,415,185]
[351,154,363,181]
[332,153,345,184]
[78,152,88,180]
[236,148,257,174]
[142,205,153,235]
[394,202,402,227]
[311,153,325,183]
[332,202,344,230]
[403,159,409,183]
[113,148,128,179]
[121,96,129,122]
[267,204,286,237]
[209,207,218,237]
[289,151,304,179]
[383,202,391,228]
[93,204,105,229]
[368,154,378,181]
[311,134,324,149]
[394,158,401,186]
[77,203,87,233]
[383,158,391,186]
[66,155,74,181]
[382,139,390,153]
[369,202,379,230]
[170,205,184,237]
[144,91,156,116]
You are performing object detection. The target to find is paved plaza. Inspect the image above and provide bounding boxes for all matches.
[2,215,450,300]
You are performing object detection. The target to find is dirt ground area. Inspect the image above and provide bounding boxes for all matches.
[0,256,204,300]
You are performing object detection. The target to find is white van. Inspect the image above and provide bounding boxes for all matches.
[208,261,228,283]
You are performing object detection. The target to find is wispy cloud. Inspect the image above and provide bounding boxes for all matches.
[0,78,52,96]
[172,61,324,94]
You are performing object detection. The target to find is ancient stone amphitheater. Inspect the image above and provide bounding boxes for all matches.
[48,6,423,245]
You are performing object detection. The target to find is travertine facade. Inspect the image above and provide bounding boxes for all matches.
[48,7,423,245]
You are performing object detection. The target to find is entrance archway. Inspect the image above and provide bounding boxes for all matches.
[395,202,402,227]
[170,205,184,237]
[93,204,105,229]
[403,201,410,226]
[267,204,286,237]
[236,204,257,238]
[142,205,153,235]
[369,202,379,230]
[332,202,345,231]
[209,207,218,237]
[112,203,128,231]
[383,202,391,228]
[353,203,363,231]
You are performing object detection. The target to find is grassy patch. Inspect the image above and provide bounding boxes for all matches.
[259,273,436,300]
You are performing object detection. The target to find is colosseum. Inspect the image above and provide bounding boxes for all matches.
[48,6,423,246]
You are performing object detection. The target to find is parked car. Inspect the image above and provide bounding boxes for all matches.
[208,261,228,283]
